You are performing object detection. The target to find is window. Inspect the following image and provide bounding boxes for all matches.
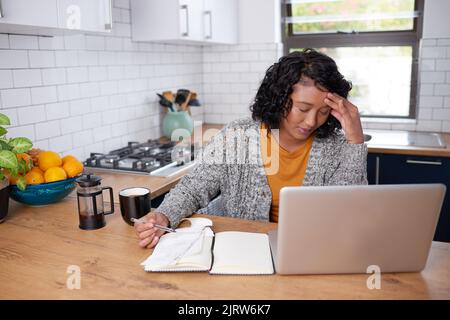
[282,0,424,119]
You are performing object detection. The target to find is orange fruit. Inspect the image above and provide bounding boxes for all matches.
[62,155,79,165]
[44,166,67,183]
[62,160,84,178]
[24,170,45,185]
[38,151,62,171]
[30,166,44,175]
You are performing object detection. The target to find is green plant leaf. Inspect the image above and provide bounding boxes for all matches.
[9,137,33,153]
[0,172,4,181]
[18,158,26,175]
[16,176,27,191]
[0,140,12,151]
[0,150,18,169]
[0,113,11,126]
[0,127,7,136]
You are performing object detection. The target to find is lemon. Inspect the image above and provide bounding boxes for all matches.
[44,166,67,183]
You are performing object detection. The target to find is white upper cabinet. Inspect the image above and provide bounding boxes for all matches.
[131,0,238,44]
[0,0,59,34]
[57,0,112,33]
[0,0,112,35]
[203,0,238,44]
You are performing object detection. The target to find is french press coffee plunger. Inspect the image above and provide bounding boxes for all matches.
[75,174,114,230]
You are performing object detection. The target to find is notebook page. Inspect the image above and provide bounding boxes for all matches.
[141,218,214,271]
[210,231,274,275]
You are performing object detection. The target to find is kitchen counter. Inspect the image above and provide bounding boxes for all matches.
[366,132,450,158]
[1,197,450,299]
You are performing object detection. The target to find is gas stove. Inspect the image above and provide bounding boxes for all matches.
[84,139,197,176]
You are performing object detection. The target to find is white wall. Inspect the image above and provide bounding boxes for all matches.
[0,0,204,161]
[423,0,450,38]
[239,0,281,44]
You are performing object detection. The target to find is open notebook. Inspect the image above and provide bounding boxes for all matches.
[140,218,274,275]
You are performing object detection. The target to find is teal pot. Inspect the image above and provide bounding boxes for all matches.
[162,111,194,140]
[0,179,10,223]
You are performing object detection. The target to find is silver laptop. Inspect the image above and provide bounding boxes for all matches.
[268,184,446,275]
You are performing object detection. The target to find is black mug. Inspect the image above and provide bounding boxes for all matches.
[119,187,151,226]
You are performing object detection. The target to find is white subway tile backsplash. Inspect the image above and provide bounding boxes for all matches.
[0,70,13,89]
[421,47,447,59]
[9,35,38,49]
[1,88,31,108]
[420,59,435,71]
[36,120,61,140]
[421,71,446,83]
[46,102,70,120]
[93,125,112,142]
[419,84,434,95]
[85,36,105,51]
[435,84,450,95]
[78,51,99,66]
[73,130,93,148]
[17,105,46,125]
[415,120,442,132]
[42,68,67,85]
[49,134,73,152]
[66,67,89,83]
[436,59,450,71]
[7,124,35,141]
[442,121,450,132]
[13,69,42,88]
[69,99,91,116]
[29,50,56,68]
[57,84,81,101]
[79,82,100,98]
[31,86,58,105]
[38,36,65,50]
[55,51,79,67]
[99,81,118,96]
[238,51,259,61]
[88,66,108,82]
[0,34,9,48]
[61,116,82,135]
[433,108,450,120]
[90,96,110,112]
[82,112,101,129]
[0,50,29,69]
[64,35,86,50]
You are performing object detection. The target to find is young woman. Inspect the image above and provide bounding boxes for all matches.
[135,48,367,248]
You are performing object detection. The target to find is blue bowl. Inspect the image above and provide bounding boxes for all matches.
[10,177,77,206]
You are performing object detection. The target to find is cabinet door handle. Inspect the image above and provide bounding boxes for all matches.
[180,5,189,37]
[204,10,212,39]
[406,159,442,166]
[104,0,112,31]
[375,156,380,185]
[0,0,3,18]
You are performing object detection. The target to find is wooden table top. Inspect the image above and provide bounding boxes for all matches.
[1,197,450,300]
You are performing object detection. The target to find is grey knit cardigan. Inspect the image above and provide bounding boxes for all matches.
[157,117,368,228]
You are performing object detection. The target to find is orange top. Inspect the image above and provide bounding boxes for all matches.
[260,123,314,222]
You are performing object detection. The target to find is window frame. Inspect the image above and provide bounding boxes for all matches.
[281,0,424,119]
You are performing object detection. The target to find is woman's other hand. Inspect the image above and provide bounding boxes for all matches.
[134,211,170,248]
[324,92,364,144]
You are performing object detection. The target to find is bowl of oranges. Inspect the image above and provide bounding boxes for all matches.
[9,150,84,206]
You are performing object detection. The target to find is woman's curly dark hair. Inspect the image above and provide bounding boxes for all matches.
[250,48,352,138]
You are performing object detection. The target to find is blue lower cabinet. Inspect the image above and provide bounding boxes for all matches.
[367,153,450,242]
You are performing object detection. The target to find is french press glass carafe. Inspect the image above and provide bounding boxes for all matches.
[75,174,114,230]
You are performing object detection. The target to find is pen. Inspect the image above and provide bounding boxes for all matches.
[131,217,177,233]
